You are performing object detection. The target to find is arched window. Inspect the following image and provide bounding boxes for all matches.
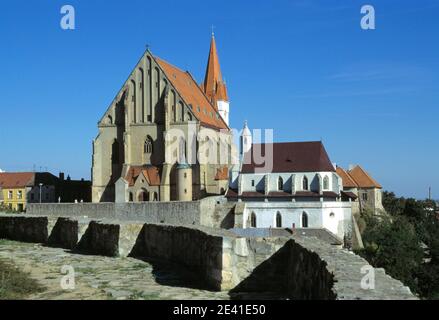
[187,112,192,121]
[276,212,282,228]
[171,90,176,122]
[106,115,113,125]
[323,176,329,190]
[302,212,309,228]
[179,102,184,122]
[278,177,284,191]
[302,176,309,191]
[130,79,136,123]
[139,68,145,122]
[250,212,257,228]
[144,137,153,154]
[129,192,134,202]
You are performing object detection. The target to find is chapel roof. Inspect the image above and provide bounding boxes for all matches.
[125,165,161,187]
[241,141,335,174]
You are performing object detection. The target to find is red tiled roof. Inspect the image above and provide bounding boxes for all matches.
[154,56,228,130]
[0,172,35,188]
[125,166,161,187]
[348,165,382,189]
[336,167,358,188]
[241,141,335,174]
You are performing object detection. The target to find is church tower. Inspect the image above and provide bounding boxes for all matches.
[202,33,230,126]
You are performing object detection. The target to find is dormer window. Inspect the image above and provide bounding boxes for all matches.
[323,176,329,190]
[303,176,309,191]
[278,177,284,191]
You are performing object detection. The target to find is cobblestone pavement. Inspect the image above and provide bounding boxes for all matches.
[0,240,231,300]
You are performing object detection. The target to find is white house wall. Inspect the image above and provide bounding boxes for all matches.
[243,201,352,240]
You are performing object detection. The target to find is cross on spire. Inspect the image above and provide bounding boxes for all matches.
[211,24,215,37]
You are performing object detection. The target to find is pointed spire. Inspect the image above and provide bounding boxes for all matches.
[203,33,228,106]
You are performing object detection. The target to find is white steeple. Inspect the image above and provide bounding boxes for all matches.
[240,120,252,157]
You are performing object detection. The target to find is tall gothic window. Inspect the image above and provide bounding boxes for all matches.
[323,176,329,190]
[179,102,184,122]
[303,176,309,191]
[111,139,119,165]
[130,79,136,123]
[278,177,284,191]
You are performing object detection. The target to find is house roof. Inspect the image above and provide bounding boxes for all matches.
[348,165,382,189]
[241,141,335,174]
[0,172,59,189]
[154,56,228,130]
[125,165,161,187]
[0,172,35,188]
[336,166,358,188]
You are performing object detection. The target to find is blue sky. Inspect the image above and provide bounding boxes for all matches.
[0,0,438,199]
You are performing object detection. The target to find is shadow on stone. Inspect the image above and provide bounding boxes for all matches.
[74,221,120,257]
[47,218,78,250]
[0,216,48,243]
[229,243,291,300]
[128,224,221,292]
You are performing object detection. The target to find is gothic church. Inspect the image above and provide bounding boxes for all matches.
[92,35,233,203]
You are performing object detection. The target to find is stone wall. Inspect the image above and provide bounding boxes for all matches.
[0,214,417,299]
[26,196,237,230]
[26,201,202,225]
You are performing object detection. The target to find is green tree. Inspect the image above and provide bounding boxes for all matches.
[358,214,423,292]
[382,191,405,216]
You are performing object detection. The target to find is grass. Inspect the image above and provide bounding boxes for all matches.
[0,259,45,299]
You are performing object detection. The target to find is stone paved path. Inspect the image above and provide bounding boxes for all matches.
[0,240,230,300]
